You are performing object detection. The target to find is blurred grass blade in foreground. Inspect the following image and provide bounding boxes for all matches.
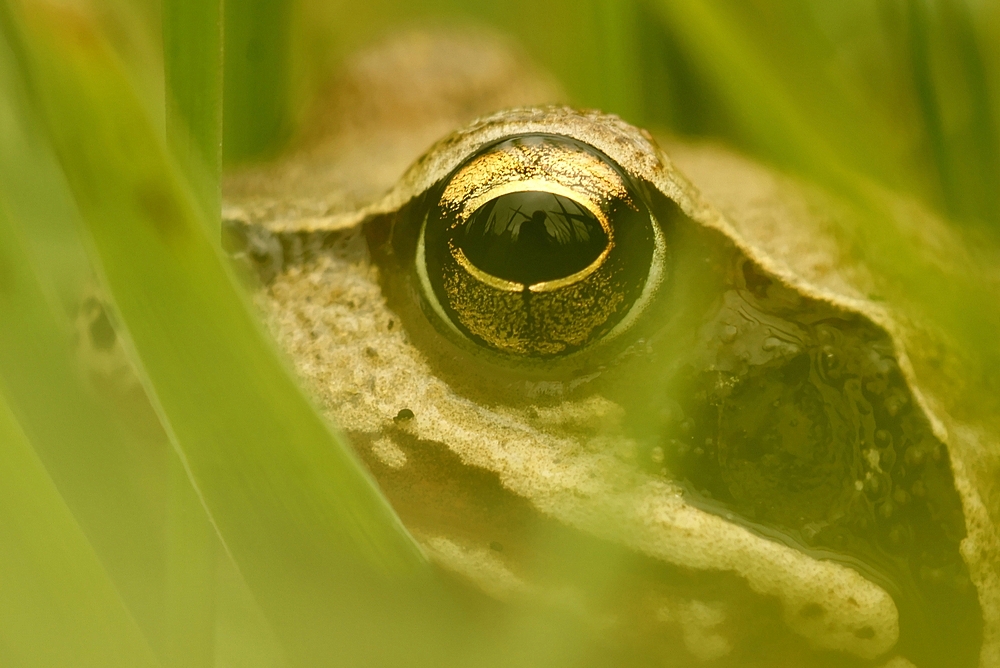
[647,0,1000,388]
[0,1,448,664]
[0,29,182,661]
[647,0,1000,232]
[0,207,159,668]
[162,0,224,663]
[163,0,223,219]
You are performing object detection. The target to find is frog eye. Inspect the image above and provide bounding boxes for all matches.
[415,134,666,357]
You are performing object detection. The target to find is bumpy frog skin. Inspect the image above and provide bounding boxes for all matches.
[219,31,1000,668]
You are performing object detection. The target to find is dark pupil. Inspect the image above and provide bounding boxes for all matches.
[455,191,609,285]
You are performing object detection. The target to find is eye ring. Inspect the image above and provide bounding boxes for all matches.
[415,133,666,358]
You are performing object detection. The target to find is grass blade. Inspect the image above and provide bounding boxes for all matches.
[223,0,292,162]
[1,1,441,663]
[162,455,218,668]
[163,0,223,218]
[0,184,160,666]
[0,387,160,668]
[162,1,223,664]
[0,25,179,658]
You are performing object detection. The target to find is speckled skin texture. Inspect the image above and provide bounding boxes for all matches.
[221,30,999,668]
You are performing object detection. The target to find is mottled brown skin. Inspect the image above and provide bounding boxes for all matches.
[219,30,1000,668]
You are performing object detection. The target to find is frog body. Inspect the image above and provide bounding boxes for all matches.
[221,30,1000,668]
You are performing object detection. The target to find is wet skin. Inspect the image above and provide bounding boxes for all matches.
[219,31,1000,668]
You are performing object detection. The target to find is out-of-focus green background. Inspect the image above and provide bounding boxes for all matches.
[0,1,997,667]
[247,0,1000,232]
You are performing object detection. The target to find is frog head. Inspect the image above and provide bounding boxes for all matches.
[223,30,1000,668]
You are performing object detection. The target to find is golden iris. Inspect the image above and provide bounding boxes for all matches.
[417,134,665,357]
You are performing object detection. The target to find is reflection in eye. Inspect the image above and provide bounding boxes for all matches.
[458,191,608,285]
[415,134,666,357]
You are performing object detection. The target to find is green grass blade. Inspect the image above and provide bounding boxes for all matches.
[1,19,240,667]
[593,0,642,123]
[648,1,860,190]
[0,181,161,666]
[646,0,1000,232]
[162,455,218,668]
[163,0,223,219]
[223,0,292,162]
[162,1,223,664]
[0,387,160,668]
[0,26,180,657]
[0,1,441,663]
[912,0,1000,228]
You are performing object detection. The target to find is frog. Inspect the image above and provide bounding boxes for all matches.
[216,29,1000,668]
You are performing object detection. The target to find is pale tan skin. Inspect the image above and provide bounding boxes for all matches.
[221,31,1000,668]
